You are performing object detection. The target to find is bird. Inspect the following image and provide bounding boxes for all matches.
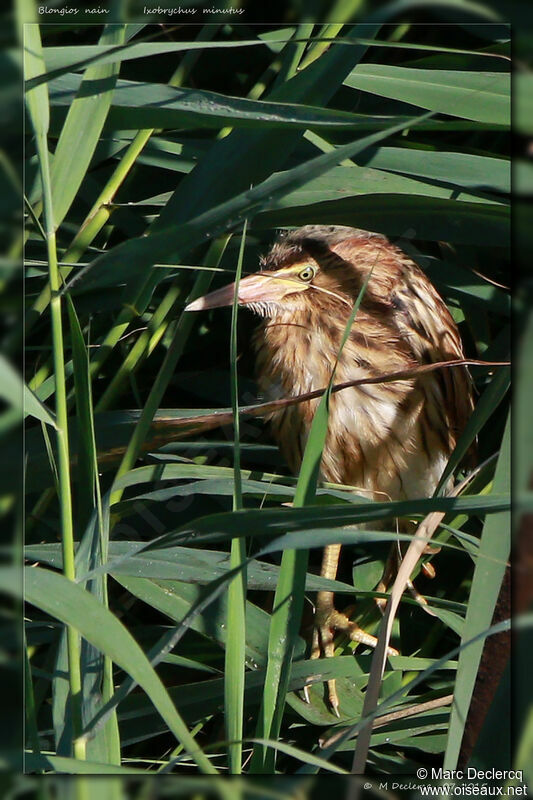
[186,224,474,714]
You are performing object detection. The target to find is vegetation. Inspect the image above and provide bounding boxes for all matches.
[15,3,515,783]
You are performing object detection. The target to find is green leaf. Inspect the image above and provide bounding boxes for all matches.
[444,413,510,769]
[25,541,356,594]
[117,655,455,738]
[345,65,510,126]
[177,493,509,543]
[120,657,360,738]
[66,296,98,530]
[263,164,505,207]
[150,22,380,231]
[225,222,247,772]
[24,752,149,774]
[24,566,217,774]
[257,195,509,247]
[113,574,288,671]
[358,147,510,194]
[65,294,121,766]
[20,2,49,137]
[66,111,433,296]
[0,354,56,428]
[49,25,126,228]
[34,37,298,89]
[48,72,407,134]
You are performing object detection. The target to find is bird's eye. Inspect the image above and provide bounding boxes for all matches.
[298,266,315,282]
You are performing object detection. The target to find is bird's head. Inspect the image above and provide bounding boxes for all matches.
[185,225,394,319]
[184,259,326,317]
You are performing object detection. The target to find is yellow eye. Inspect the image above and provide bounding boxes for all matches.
[298,266,315,282]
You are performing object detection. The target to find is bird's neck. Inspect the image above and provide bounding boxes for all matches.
[254,308,349,400]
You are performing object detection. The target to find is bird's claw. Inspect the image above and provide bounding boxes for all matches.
[302,608,398,714]
[375,543,440,613]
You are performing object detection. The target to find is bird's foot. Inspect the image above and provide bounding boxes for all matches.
[374,544,441,612]
[302,606,399,716]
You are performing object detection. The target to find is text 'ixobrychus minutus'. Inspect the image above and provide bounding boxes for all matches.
[186,224,473,714]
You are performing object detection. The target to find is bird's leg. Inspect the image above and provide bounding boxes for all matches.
[303,543,398,716]
[406,544,440,608]
[375,546,398,612]
[375,539,442,613]
[307,544,342,715]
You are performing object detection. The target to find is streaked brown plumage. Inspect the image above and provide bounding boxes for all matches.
[186,224,474,713]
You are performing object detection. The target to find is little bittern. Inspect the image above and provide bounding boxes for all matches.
[186,225,473,713]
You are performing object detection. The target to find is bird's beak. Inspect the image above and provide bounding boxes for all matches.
[184,271,301,312]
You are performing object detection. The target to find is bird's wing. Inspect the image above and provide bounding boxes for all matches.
[392,264,474,451]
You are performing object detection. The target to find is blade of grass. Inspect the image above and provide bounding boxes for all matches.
[350,453,508,774]
[305,617,517,776]
[50,72,416,133]
[39,420,59,496]
[250,262,375,773]
[66,295,120,766]
[297,1,364,70]
[65,112,434,297]
[50,22,125,230]
[258,195,508,248]
[24,753,153,775]
[0,354,56,427]
[436,365,510,493]
[99,22,382,240]
[66,297,98,531]
[271,23,314,89]
[77,563,264,750]
[18,362,507,499]
[225,220,248,774]
[24,566,218,774]
[93,279,182,412]
[444,411,510,769]
[29,31,509,91]
[24,36,227,562]
[34,33,325,91]
[25,24,213,358]
[22,11,85,761]
[53,491,508,590]
[28,538,471,593]
[257,164,505,207]
[108,235,231,511]
[24,630,42,764]
[344,65,510,126]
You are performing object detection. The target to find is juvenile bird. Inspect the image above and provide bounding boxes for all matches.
[186,225,473,713]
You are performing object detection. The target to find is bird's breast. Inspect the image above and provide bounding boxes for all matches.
[254,320,424,494]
